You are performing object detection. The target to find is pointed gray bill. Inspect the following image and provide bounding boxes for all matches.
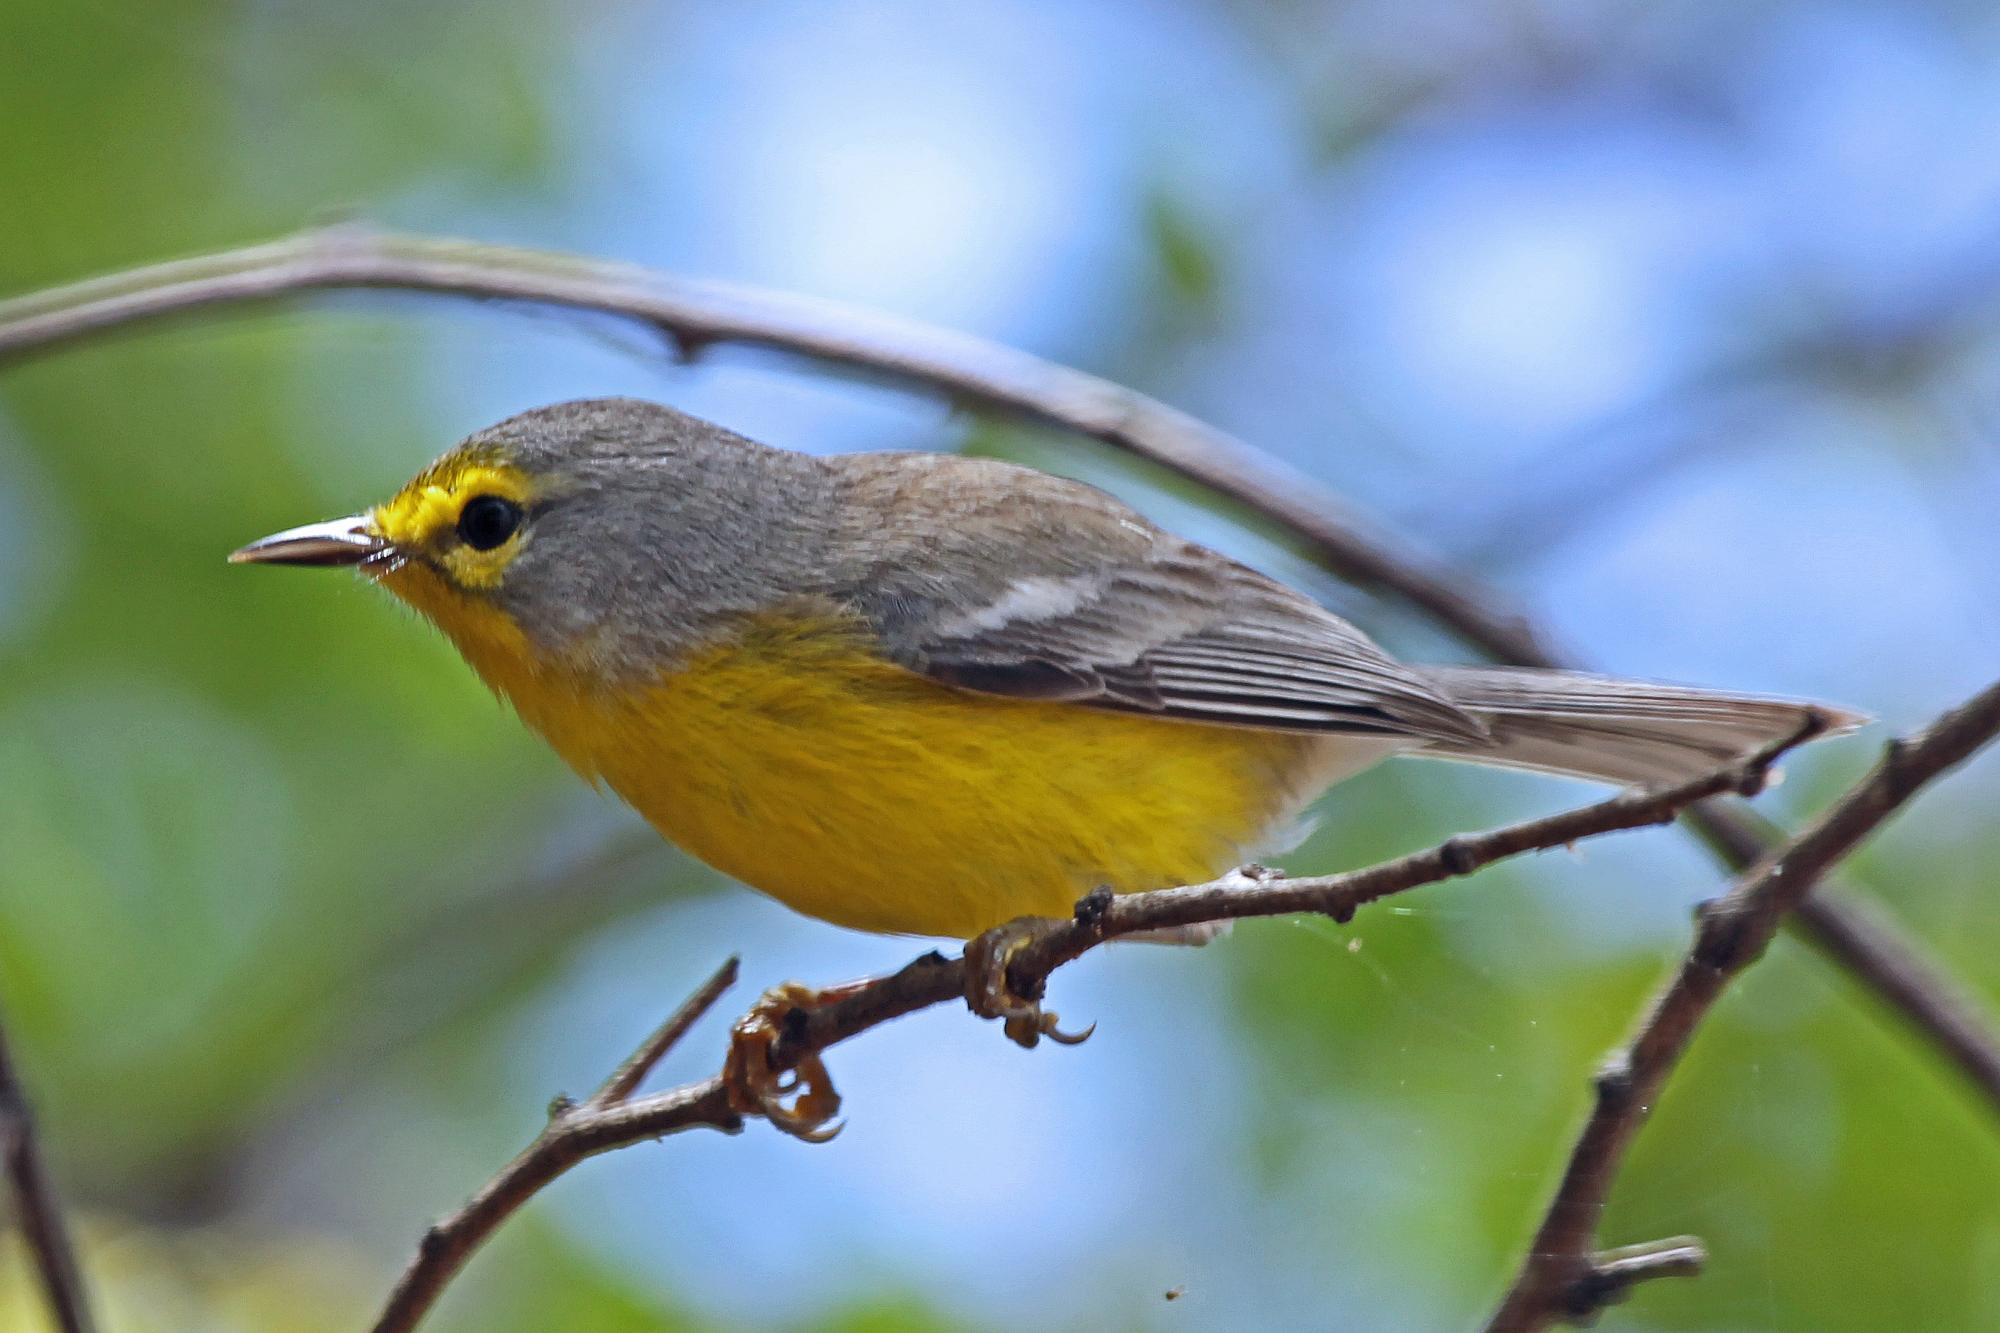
[228,515,386,567]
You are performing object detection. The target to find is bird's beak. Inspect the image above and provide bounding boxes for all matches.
[228,515,388,568]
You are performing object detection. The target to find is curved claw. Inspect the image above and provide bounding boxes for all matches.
[1042,1015,1096,1046]
[760,1051,844,1143]
[967,916,1096,1050]
[723,982,846,1142]
[1002,1009,1096,1048]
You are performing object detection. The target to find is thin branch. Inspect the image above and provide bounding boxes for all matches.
[587,956,740,1109]
[1485,676,2000,1332]
[0,1010,96,1333]
[370,957,744,1333]
[369,728,1815,1333]
[3,229,1994,1123]
[1557,1237,1708,1319]
[999,716,1827,987]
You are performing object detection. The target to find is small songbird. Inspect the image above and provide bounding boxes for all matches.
[232,398,1857,1121]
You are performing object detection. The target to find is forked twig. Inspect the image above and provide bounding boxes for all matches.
[370,958,742,1333]
[1485,676,2000,1331]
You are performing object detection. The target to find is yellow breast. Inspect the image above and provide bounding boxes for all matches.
[390,572,1331,938]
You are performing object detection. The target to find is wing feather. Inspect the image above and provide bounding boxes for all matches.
[830,453,1487,745]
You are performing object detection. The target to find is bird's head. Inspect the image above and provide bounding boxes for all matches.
[231,397,837,684]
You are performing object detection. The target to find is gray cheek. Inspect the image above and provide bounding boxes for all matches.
[492,536,677,674]
[496,543,596,639]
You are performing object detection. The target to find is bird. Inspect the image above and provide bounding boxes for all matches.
[232,397,1858,1131]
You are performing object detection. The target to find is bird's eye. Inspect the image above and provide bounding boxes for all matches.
[456,495,525,550]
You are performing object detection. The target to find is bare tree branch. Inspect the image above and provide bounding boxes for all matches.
[1485,676,2000,1332]
[368,725,1820,1333]
[370,957,743,1333]
[3,228,1992,1123]
[587,956,743,1110]
[0,1009,96,1333]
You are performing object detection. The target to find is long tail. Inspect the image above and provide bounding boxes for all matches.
[1415,665,1867,786]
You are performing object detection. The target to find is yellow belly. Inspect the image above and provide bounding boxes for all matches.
[462,610,1338,938]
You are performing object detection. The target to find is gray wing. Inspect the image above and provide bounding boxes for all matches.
[828,453,1487,745]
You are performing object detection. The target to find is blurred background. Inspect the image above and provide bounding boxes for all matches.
[4,1,2000,1329]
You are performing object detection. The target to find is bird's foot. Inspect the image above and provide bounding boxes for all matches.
[963,915,1094,1050]
[721,980,850,1142]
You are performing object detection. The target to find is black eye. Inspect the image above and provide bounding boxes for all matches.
[456,495,524,550]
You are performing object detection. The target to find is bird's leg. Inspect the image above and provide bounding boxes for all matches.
[963,915,1094,1050]
[722,979,870,1142]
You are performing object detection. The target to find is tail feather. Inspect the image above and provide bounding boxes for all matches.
[1415,666,1867,786]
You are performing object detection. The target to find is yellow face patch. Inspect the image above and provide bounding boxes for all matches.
[369,452,537,591]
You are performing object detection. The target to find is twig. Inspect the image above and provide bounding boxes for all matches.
[1485,676,2000,1332]
[3,229,1994,1123]
[999,716,1826,986]
[0,1010,96,1333]
[588,957,741,1109]
[1557,1237,1708,1318]
[370,957,742,1333]
[369,729,1814,1333]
